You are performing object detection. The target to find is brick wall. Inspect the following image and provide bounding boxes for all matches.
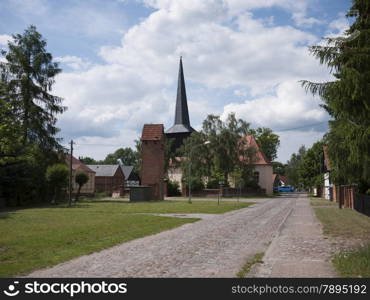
[141,125,165,200]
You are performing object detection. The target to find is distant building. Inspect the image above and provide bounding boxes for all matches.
[120,165,140,187]
[241,135,274,195]
[323,145,332,200]
[87,165,125,196]
[273,174,289,187]
[66,154,95,196]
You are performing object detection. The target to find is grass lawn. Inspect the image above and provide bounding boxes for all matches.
[0,200,252,277]
[76,199,254,214]
[313,207,370,277]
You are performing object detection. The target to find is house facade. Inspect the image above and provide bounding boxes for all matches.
[87,165,125,196]
[241,135,274,195]
[66,155,96,196]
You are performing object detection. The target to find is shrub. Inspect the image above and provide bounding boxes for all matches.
[46,164,69,203]
[75,172,89,201]
[167,180,181,196]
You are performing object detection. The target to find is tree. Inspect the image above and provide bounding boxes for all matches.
[299,141,325,189]
[178,113,256,188]
[272,162,286,175]
[0,26,65,207]
[249,127,280,162]
[75,172,89,202]
[78,156,98,165]
[285,145,306,188]
[302,0,370,193]
[104,147,137,165]
[46,164,69,204]
[0,25,66,151]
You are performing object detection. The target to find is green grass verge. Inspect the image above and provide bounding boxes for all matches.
[310,198,338,206]
[72,200,254,214]
[332,245,370,278]
[314,207,370,277]
[236,252,264,278]
[314,207,370,238]
[0,200,251,277]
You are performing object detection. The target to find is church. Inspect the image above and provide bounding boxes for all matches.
[164,58,273,195]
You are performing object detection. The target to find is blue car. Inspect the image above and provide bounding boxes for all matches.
[275,185,295,192]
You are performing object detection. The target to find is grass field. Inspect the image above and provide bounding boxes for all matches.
[314,207,370,277]
[0,200,252,277]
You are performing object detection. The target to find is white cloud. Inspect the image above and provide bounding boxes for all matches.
[50,0,334,161]
[277,130,326,163]
[0,34,12,46]
[327,13,349,36]
[55,56,92,71]
[292,12,323,28]
[221,80,328,131]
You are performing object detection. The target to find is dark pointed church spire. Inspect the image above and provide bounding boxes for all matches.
[166,57,195,134]
[175,56,190,126]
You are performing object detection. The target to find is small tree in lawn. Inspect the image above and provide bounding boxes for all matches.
[75,172,89,202]
[46,164,68,204]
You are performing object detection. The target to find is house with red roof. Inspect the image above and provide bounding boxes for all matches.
[241,135,273,195]
[65,154,96,196]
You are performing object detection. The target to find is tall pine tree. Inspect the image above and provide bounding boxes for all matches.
[302,0,370,193]
[0,25,66,151]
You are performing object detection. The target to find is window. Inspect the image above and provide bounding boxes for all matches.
[253,171,259,183]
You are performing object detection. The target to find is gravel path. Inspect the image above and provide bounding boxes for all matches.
[251,193,337,277]
[27,197,293,278]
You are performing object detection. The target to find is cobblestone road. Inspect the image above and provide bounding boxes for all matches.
[28,197,294,277]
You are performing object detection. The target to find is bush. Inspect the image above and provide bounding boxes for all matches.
[46,163,69,203]
[167,180,181,196]
[183,177,205,192]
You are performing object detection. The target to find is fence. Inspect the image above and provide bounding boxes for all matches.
[181,187,266,197]
[333,184,370,217]
[354,193,370,217]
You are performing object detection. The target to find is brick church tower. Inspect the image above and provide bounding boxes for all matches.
[140,124,165,200]
[165,57,195,152]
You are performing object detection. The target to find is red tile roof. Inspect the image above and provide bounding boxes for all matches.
[241,135,271,165]
[65,154,96,173]
[141,124,164,141]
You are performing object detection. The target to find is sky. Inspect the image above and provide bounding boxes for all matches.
[0,0,353,163]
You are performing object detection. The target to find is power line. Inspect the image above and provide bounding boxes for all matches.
[275,121,328,132]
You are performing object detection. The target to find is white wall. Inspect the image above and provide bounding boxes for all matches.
[254,165,273,195]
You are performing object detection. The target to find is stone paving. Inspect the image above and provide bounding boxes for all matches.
[27,197,293,278]
[250,193,337,277]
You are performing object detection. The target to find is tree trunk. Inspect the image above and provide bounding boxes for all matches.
[75,185,81,202]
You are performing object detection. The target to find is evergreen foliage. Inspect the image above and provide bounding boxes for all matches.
[302,0,370,193]
[0,26,66,206]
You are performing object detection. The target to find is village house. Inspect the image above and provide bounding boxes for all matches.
[273,174,289,188]
[241,135,274,195]
[66,154,96,196]
[87,165,125,196]
[120,166,140,187]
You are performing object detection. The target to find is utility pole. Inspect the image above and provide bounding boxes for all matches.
[69,140,73,207]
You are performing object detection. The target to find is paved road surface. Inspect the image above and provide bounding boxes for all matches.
[251,193,336,277]
[27,194,335,277]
